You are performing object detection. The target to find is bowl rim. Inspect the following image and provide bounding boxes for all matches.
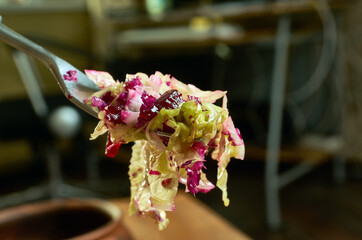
[0,198,122,240]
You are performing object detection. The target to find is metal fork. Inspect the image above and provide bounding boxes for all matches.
[0,16,100,118]
[0,17,200,142]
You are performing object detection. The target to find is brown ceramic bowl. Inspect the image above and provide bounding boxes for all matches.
[0,198,131,240]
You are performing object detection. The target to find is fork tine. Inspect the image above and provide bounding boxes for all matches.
[52,57,100,117]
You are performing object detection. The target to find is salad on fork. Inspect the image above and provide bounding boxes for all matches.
[84,70,245,230]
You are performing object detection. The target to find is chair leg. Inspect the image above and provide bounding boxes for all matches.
[265,15,291,230]
[332,155,346,185]
[45,144,63,198]
[86,148,101,188]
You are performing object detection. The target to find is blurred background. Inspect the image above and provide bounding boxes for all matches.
[0,0,361,239]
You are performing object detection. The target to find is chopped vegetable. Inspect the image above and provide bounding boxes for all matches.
[85,71,245,230]
[63,70,77,82]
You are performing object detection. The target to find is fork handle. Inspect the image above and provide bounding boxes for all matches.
[0,16,55,66]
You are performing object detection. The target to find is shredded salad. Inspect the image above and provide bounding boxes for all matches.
[84,70,245,230]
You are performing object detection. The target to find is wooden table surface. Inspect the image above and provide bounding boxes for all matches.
[112,193,251,240]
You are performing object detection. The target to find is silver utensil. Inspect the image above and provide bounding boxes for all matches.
[0,17,201,142]
[0,16,100,118]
